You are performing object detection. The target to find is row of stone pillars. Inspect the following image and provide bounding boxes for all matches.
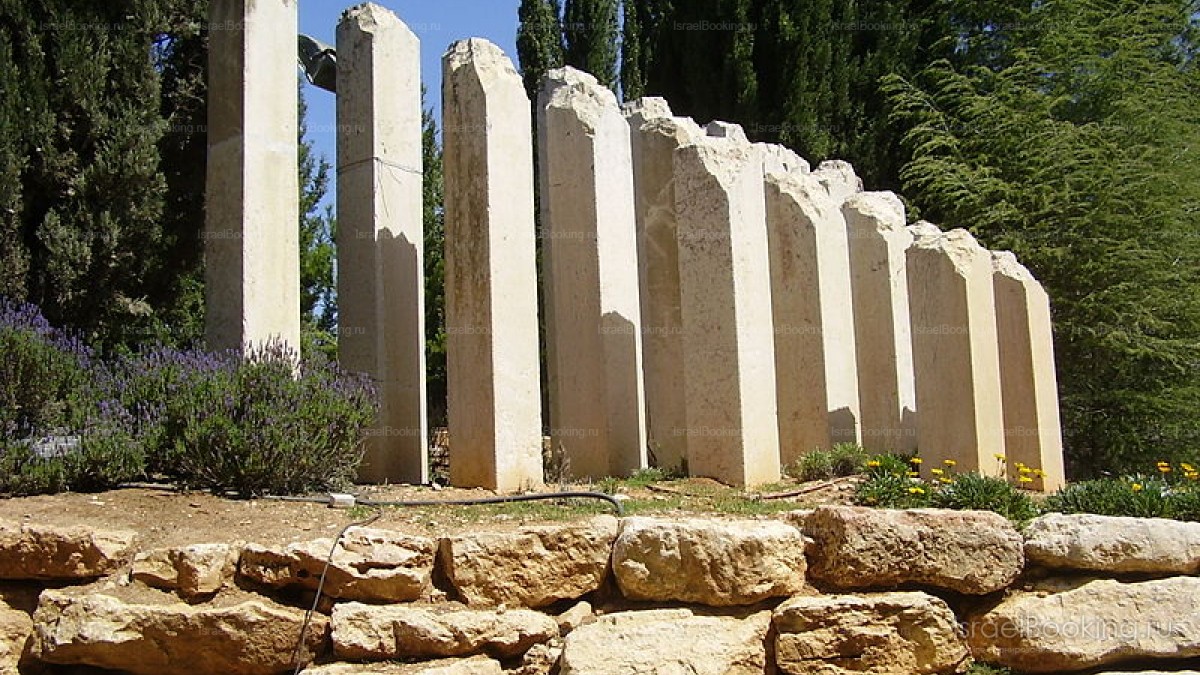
[205,0,1066,493]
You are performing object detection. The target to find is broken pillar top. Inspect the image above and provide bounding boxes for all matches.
[444,38,521,84]
[843,191,907,233]
[758,142,811,177]
[340,2,415,39]
[621,96,672,121]
[911,228,991,276]
[907,220,942,243]
[991,250,1038,283]
[542,66,620,132]
[812,159,864,202]
[705,120,748,143]
[678,134,760,190]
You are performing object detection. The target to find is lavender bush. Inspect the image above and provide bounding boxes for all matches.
[1,297,378,497]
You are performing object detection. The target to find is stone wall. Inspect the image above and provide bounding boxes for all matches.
[3,509,1199,674]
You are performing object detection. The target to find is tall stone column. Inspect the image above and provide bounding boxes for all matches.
[204,0,300,353]
[843,192,918,452]
[906,228,1006,475]
[764,162,862,465]
[336,3,427,484]
[538,68,647,479]
[674,134,781,487]
[442,39,543,491]
[992,251,1066,491]
[624,98,704,475]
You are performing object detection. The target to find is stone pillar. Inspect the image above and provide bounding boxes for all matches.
[906,228,1006,475]
[843,192,917,452]
[674,134,781,487]
[336,3,427,484]
[624,99,703,475]
[992,251,1066,491]
[204,0,300,353]
[442,39,544,491]
[537,67,647,479]
[812,160,863,205]
[764,161,862,466]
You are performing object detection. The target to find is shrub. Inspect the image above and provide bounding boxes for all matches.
[864,452,916,478]
[0,298,145,495]
[164,342,377,497]
[792,443,868,482]
[932,472,1040,523]
[1043,477,1172,519]
[854,472,932,508]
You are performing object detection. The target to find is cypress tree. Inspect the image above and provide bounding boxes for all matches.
[563,0,620,89]
[517,0,565,101]
[421,88,447,426]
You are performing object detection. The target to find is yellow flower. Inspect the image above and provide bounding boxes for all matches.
[867,460,881,468]
[1185,471,1199,481]
[938,477,952,484]
[1014,462,1027,469]
[931,468,945,476]
[1158,465,1172,474]
[1018,476,1034,483]
[994,454,1007,462]
[908,486,926,495]
[1033,469,1047,477]
[943,459,957,467]
[910,457,923,465]
[1181,462,1195,472]
[907,471,920,478]
[1132,483,1143,492]
[1018,466,1033,474]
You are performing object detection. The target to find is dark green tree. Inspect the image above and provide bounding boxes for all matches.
[517,0,565,102]
[563,0,620,89]
[297,83,336,359]
[421,88,447,426]
[885,0,1200,476]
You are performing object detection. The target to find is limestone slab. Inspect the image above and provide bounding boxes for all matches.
[774,592,970,675]
[907,228,1006,474]
[967,577,1200,672]
[765,163,862,461]
[611,516,807,605]
[843,192,917,451]
[802,506,1023,594]
[673,134,781,487]
[439,516,616,608]
[624,99,704,474]
[558,608,770,675]
[331,602,556,661]
[337,3,428,484]
[131,542,238,597]
[442,38,544,490]
[1024,512,1200,574]
[538,67,647,478]
[0,598,30,673]
[0,521,136,580]
[204,0,300,352]
[992,250,1066,491]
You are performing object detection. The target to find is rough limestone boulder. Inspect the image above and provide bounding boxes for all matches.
[303,656,504,674]
[558,608,770,675]
[1024,513,1200,574]
[439,516,617,608]
[0,521,136,580]
[773,592,970,675]
[803,506,1023,594]
[32,588,326,674]
[612,517,807,605]
[131,543,239,597]
[331,602,557,661]
[0,598,31,672]
[967,577,1200,672]
[239,528,436,602]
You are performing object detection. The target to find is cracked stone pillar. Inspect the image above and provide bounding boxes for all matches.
[673,133,781,487]
[538,67,648,479]
[624,98,704,475]
[442,39,543,491]
[843,192,917,452]
[764,156,862,465]
[906,228,1006,475]
[336,3,427,484]
[992,251,1066,491]
[204,0,299,353]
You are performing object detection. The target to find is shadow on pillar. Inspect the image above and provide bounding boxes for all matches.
[827,407,860,447]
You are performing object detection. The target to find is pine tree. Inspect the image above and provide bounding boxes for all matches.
[563,0,620,89]
[884,0,1200,476]
[421,88,447,426]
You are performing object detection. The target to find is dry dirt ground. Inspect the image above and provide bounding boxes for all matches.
[0,475,861,550]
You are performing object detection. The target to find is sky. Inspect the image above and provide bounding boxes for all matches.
[297,0,522,208]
